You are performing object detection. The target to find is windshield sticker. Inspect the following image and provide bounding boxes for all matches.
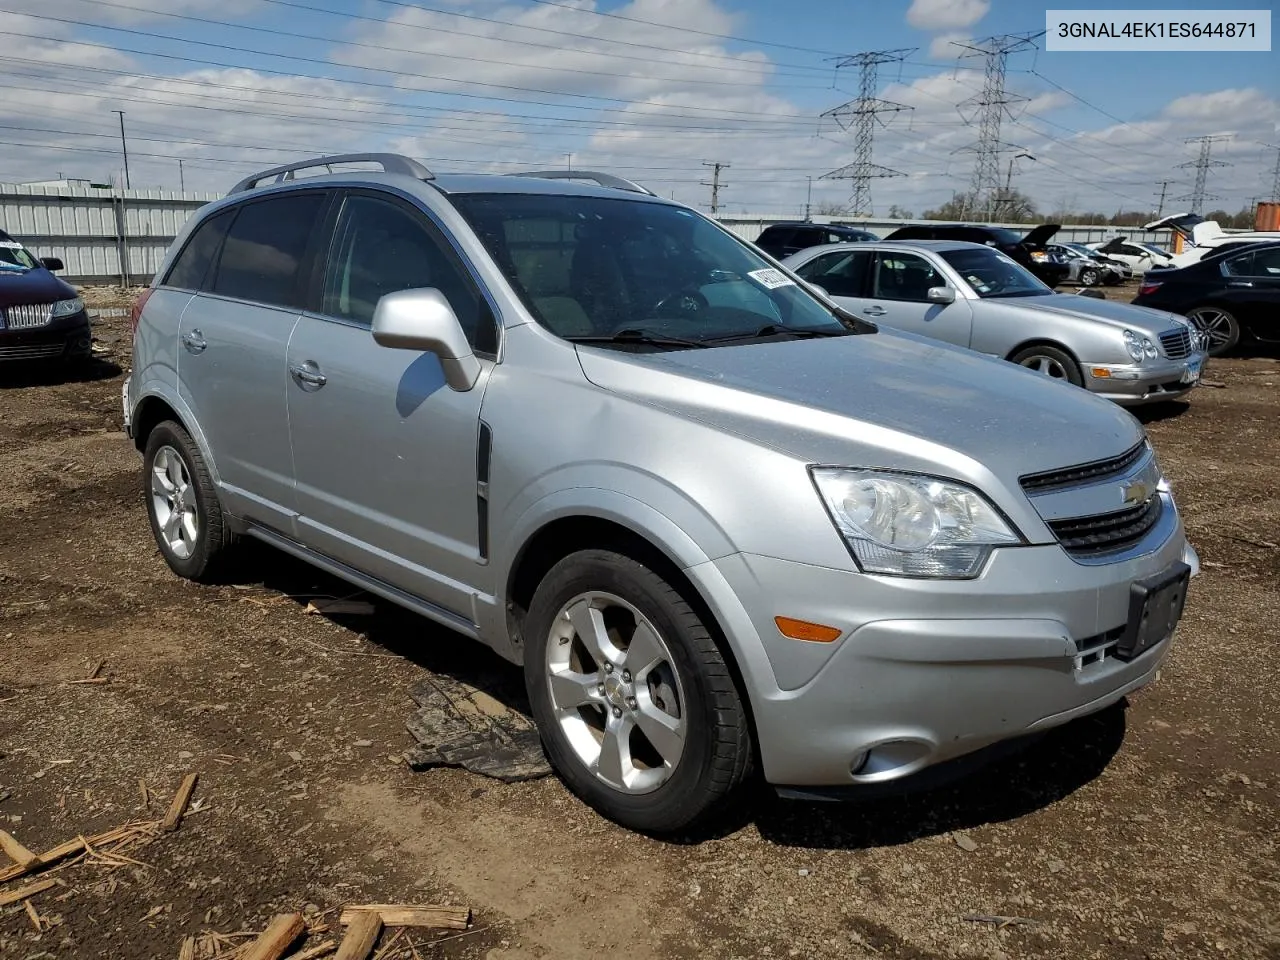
[748,268,795,290]
[0,241,24,249]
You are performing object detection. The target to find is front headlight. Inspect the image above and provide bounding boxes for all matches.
[50,297,84,318]
[811,468,1023,578]
[1123,329,1145,362]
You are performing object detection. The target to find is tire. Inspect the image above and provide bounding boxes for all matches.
[1186,306,1241,357]
[143,420,234,581]
[524,549,752,834]
[1079,267,1100,287]
[1010,344,1084,387]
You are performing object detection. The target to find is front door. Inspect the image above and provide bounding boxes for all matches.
[285,190,500,616]
[860,251,974,348]
[1220,246,1280,343]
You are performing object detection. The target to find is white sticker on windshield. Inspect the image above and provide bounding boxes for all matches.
[0,241,23,249]
[748,268,795,290]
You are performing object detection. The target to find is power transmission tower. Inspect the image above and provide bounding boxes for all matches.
[951,31,1042,221]
[1154,179,1175,217]
[818,48,915,217]
[1175,136,1231,213]
[1267,144,1280,201]
[701,161,729,215]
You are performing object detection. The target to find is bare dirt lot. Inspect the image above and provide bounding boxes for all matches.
[1,303,1277,960]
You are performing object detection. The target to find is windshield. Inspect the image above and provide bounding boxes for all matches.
[940,246,1053,299]
[450,193,850,347]
[0,241,39,273]
[1141,244,1172,258]
[1065,243,1097,257]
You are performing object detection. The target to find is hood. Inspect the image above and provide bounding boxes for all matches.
[1021,224,1061,248]
[983,293,1184,336]
[0,264,77,308]
[574,332,1142,489]
[1144,212,1223,246]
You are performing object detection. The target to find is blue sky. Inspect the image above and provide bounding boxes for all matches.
[0,0,1276,216]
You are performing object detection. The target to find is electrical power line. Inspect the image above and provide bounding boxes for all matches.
[819,48,914,216]
[1176,135,1231,213]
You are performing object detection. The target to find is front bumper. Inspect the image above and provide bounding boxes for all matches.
[0,308,92,362]
[1083,353,1206,405]
[686,513,1196,788]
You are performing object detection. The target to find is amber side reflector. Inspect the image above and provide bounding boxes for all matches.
[1091,367,1112,378]
[774,616,842,643]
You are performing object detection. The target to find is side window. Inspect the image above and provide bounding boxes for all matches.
[873,252,945,301]
[1223,252,1254,276]
[210,193,325,308]
[164,210,233,290]
[795,250,870,297]
[1120,244,1146,257]
[759,227,792,247]
[1251,247,1280,275]
[322,194,496,355]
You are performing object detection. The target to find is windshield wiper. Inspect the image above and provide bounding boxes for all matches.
[701,324,851,345]
[564,329,709,349]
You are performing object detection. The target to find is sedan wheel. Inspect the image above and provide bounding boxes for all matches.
[1009,344,1084,387]
[1079,267,1100,287]
[1186,307,1240,357]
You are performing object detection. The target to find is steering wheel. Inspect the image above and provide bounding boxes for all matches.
[648,289,709,318]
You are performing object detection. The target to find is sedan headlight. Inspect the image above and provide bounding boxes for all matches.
[1122,328,1156,362]
[50,297,84,318]
[811,468,1022,578]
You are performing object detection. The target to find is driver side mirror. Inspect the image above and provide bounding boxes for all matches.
[926,285,956,304]
[371,288,481,392]
[41,257,64,271]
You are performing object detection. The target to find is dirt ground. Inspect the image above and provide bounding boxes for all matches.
[1,293,1277,960]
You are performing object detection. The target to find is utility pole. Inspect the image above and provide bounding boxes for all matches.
[178,159,185,193]
[804,176,812,220]
[113,110,130,190]
[565,153,572,172]
[1154,179,1175,217]
[818,48,915,217]
[1175,135,1231,213]
[701,161,729,215]
[997,152,1034,220]
[952,31,1043,221]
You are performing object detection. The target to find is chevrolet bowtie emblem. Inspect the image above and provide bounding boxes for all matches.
[1122,479,1153,506]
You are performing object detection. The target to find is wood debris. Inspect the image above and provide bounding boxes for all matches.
[179,935,197,960]
[283,941,337,960]
[0,877,57,908]
[339,905,471,930]
[242,912,306,960]
[0,818,163,884]
[0,828,39,869]
[24,897,42,932]
[163,773,200,832]
[305,599,376,617]
[334,911,382,960]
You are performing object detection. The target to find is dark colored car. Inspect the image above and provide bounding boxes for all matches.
[0,229,91,364]
[1132,240,1280,356]
[882,223,1070,288]
[754,222,877,259]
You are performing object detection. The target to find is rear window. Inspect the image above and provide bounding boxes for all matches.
[164,210,233,290]
[209,193,326,308]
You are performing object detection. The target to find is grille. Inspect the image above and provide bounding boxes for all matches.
[1047,497,1163,557]
[2,303,53,330]
[1074,625,1125,670]
[0,342,64,360]
[1160,327,1193,360]
[1020,441,1148,493]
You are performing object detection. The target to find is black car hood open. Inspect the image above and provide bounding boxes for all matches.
[1021,223,1061,248]
[0,267,77,308]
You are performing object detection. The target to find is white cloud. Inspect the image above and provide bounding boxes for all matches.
[928,32,971,59]
[906,0,990,32]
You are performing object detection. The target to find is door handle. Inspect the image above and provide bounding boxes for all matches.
[1226,281,1254,287]
[180,329,207,354]
[289,361,328,389]
[862,306,887,316]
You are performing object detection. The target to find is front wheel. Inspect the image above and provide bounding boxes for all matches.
[1079,267,1100,287]
[524,549,752,833]
[1186,306,1241,357]
[1010,344,1084,387]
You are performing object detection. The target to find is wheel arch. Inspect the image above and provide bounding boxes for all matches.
[1005,337,1082,366]
[130,389,223,488]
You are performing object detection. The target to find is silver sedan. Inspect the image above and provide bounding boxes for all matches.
[782,240,1207,406]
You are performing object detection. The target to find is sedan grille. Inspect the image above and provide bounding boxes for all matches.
[1020,441,1148,493]
[1,303,53,330]
[0,343,64,361]
[1046,497,1163,557]
[1160,327,1193,360]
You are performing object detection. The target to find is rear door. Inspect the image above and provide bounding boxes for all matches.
[178,190,328,531]
[861,250,974,347]
[284,189,499,614]
[1220,247,1280,343]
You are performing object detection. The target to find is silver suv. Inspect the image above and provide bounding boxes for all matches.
[125,154,1198,833]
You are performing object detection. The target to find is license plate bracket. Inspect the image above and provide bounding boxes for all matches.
[1181,358,1202,384]
[1117,562,1190,661]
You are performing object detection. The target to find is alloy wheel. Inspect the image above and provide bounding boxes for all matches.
[1187,308,1237,353]
[150,446,199,560]
[1019,354,1070,379]
[544,591,686,794]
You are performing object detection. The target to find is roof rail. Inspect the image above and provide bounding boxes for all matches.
[516,170,655,196]
[229,153,435,194]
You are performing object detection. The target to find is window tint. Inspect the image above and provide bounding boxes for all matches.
[210,193,325,307]
[795,250,870,297]
[873,252,946,301]
[1254,247,1280,275]
[758,227,794,246]
[322,194,496,354]
[1223,252,1254,276]
[165,210,233,290]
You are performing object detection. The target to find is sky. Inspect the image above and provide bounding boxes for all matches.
[0,0,1277,217]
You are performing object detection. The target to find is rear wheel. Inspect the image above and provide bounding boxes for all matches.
[143,420,233,581]
[524,549,751,834]
[1186,306,1240,357]
[1010,344,1084,387]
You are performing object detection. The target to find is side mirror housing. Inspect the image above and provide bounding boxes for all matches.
[926,285,956,304]
[371,288,481,392]
[41,257,64,271]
